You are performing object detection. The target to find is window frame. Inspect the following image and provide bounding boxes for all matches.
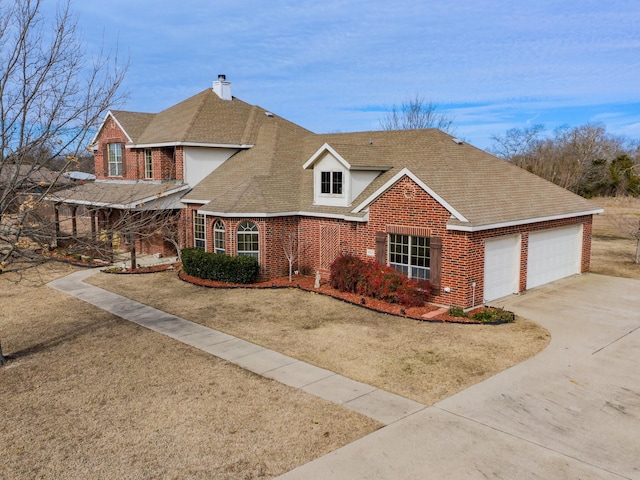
[213,219,225,254]
[388,233,431,280]
[144,149,153,179]
[108,143,123,177]
[193,213,206,250]
[236,221,259,260]
[320,170,343,195]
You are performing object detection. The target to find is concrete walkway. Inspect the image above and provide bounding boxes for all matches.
[49,270,640,478]
[47,269,424,426]
[277,273,640,479]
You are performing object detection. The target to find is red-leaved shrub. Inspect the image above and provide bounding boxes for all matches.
[329,254,432,307]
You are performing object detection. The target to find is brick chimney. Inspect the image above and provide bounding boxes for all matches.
[212,74,232,100]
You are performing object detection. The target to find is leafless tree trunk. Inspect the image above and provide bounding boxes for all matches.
[281,232,298,282]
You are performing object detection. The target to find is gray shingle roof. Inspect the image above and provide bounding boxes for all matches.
[188,127,600,229]
[103,87,600,229]
[49,181,188,209]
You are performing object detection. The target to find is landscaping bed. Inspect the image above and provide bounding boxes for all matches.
[177,270,509,324]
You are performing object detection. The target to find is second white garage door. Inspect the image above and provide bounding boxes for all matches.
[527,225,582,290]
[484,235,521,302]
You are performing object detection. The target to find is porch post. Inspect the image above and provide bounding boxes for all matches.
[90,210,96,239]
[54,203,60,247]
[71,205,78,237]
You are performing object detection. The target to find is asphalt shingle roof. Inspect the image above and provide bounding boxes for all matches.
[102,88,600,229]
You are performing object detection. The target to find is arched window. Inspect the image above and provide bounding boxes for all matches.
[213,220,225,254]
[237,221,259,260]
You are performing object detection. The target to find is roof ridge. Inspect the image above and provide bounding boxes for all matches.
[240,106,260,145]
[181,91,209,142]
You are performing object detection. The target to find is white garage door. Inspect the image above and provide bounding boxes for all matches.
[484,235,520,302]
[527,225,582,289]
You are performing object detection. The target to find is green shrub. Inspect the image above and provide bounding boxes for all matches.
[448,305,468,318]
[181,248,259,284]
[471,307,514,324]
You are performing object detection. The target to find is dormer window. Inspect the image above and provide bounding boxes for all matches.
[321,171,343,195]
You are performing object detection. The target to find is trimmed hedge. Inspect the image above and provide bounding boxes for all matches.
[181,248,260,284]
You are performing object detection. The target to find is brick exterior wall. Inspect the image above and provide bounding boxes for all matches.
[93,117,183,182]
[182,176,595,308]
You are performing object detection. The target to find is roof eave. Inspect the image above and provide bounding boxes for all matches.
[194,209,369,223]
[446,208,605,232]
[127,142,253,149]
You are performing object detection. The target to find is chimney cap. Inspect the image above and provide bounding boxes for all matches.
[218,74,226,81]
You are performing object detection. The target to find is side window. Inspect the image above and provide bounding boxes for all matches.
[237,221,259,260]
[108,143,123,176]
[214,220,225,254]
[144,149,153,179]
[194,213,205,250]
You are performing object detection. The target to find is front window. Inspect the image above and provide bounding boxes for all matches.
[237,221,259,260]
[320,171,343,194]
[214,220,225,254]
[194,213,205,249]
[144,149,153,179]
[108,143,122,176]
[389,234,430,280]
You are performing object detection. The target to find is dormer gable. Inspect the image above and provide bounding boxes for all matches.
[303,143,390,207]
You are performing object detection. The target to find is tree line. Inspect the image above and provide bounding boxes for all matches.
[490,123,640,198]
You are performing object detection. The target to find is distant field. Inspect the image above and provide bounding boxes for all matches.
[590,196,640,280]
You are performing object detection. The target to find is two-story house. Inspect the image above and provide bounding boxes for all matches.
[52,76,602,307]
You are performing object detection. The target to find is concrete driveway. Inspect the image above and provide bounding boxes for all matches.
[277,274,640,479]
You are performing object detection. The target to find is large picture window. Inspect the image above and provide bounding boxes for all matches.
[389,234,430,280]
[108,143,122,176]
[213,220,225,254]
[320,171,343,194]
[237,221,259,260]
[194,213,205,250]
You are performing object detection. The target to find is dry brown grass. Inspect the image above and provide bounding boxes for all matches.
[591,196,640,280]
[0,264,380,479]
[87,272,549,406]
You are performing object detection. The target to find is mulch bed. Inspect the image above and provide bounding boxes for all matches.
[177,271,489,324]
[102,263,180,274]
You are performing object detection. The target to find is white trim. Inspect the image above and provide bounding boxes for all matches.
[303,143,351,170]
[352,167,469,223]
[51,185,190,210]
[89,111,133,148]
[180,198,211,204]
[127,141,253,149]
[447,208,604,232]
[194,209,370,223]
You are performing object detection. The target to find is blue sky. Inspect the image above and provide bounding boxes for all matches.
[65,0,639,149]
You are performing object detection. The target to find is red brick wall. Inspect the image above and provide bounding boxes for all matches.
[94,117,181,181]
[182,176,595,307]
[94,117,130,179]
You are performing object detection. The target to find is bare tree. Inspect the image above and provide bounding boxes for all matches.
[280,231,299,282]
[490,123,639,197]
[380,95,456,134]
[0,0,127,273]
[489,124,545,164]
[0,0,126,364]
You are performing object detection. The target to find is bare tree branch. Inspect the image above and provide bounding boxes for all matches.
[380,94,456,134]
[0,0,128,271]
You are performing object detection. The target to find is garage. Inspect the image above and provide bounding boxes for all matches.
[527,225,582,289]
[484,235,521,302]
